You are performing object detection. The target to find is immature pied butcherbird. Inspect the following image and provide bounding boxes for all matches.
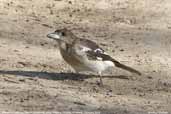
[47,28,141,86]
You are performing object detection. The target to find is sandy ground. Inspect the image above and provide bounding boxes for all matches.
[0,0,171,113]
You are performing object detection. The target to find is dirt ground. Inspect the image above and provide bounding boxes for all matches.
[0,0,171,114]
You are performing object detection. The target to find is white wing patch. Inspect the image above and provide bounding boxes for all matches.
[94,48,104,53]
[96,57,103,61]
[80,46,92,52]
[75,45,92,57]
[77,45,107,62]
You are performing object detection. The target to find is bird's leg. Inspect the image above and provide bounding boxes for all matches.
[98,71,103,86]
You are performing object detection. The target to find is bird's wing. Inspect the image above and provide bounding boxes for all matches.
[72,38,106,60]
[86,50,112,61]
[78,39,104,51]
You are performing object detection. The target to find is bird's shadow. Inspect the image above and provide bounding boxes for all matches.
[0,70,129,81]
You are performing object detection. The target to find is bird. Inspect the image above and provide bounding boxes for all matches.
[47,28,141,86]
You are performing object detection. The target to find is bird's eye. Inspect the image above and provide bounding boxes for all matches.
[61,32,65,36]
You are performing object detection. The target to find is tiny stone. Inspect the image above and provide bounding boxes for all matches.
[120,49,124,51]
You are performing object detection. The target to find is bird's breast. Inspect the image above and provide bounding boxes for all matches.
[59,47,84,67]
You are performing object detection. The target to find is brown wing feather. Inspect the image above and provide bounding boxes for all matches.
[74,38,104,52]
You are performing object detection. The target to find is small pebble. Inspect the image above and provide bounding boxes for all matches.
[120,49,124,52]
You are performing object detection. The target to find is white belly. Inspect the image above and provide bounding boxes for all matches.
[73,60,114,73]
[87,60,114,72]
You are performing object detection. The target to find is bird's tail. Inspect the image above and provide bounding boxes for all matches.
[111,59,141,75]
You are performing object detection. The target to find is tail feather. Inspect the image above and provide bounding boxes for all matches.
[112,59,141,75]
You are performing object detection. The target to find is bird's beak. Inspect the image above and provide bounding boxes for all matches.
[47,32,61,41]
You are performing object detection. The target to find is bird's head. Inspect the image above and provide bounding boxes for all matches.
[47,28,73,42]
